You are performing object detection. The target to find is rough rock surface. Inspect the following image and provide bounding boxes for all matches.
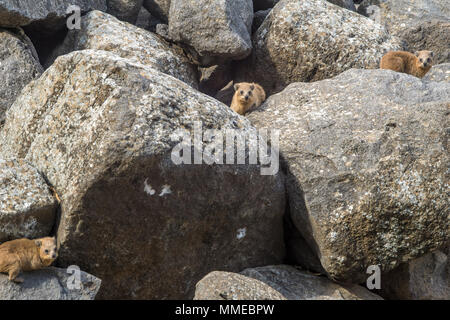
[423,63,450,83]
[168,0,253,66]
[194,271,287,300]
[358,0,450,64]
[195,265,383,300]
[106,0,143,23]
[0,159,57,243]
[327,0,356,11]
[0,0,107,28]
[143,0,170,23]
[247,69,450,283]
[0,267,101,300]
[47,10,198,89]
[381,243,450,300]
[235,0,401,95]
[0,50,286,299]
[0,28,43,126]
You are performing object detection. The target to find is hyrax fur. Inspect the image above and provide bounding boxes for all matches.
[380,50,434,78]
[0,237,58,283]
[230,82,266,115]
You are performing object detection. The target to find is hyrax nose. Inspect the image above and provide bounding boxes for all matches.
[245,95,249,101]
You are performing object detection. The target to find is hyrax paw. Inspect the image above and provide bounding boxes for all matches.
[12,277,24,283]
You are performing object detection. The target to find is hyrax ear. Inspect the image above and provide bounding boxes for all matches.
[234,83,240,91]
[414,51,420,57]
[430,51,434,57]
[35,240,42,248]
[250,85,255,91]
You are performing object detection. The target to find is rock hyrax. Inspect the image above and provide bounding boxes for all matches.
[230,82,266,115]
[380,50,434,78]
[0,237,57,283]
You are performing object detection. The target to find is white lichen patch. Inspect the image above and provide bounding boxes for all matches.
[236,228,247,240]
[143,179,156,196]
[159,185,172,197]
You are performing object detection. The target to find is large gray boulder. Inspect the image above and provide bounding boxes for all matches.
[0,267,101,300]
[168,0,253,66]
[0,28,42,126]
[46,10,198,89]
[247,68,450,283]
[0,0,107,28]
[0,159,57,243]
[381,243,450,300]
[234,0,401,95]
[106,0,143,23]
[358,0,450,64]
[195,265,383,300]
[0,49,285,299]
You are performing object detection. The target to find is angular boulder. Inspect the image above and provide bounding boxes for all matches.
[0,267,101,300]
[195,265,383,300]
[0,0,107,28]
[168,0,253,66]
[0,28,43,126]
[0,159,57,243]
[47,10,198,88]
[0,50,285,299]
[234,0,401,95]
[247,69,450,283]
[106,0,143,23]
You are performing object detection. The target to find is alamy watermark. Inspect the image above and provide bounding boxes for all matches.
[66,5,81,30]
[66,265,81,290]
[366,265,381,290]
[170,121,280,175]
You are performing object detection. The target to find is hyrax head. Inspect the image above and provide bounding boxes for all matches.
[415,51,434,69]
[234,83,256,105]
[35,237,58,265]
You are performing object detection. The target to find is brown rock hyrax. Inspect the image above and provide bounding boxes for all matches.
[380,50,434,78]
[0,237,57,283]
[230,82,266,115]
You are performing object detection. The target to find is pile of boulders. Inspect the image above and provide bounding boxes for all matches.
[0,0,448,300]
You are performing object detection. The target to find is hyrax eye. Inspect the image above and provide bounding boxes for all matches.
[419,58,423,62]
[45,249,49,254]
[240,91,244,95]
